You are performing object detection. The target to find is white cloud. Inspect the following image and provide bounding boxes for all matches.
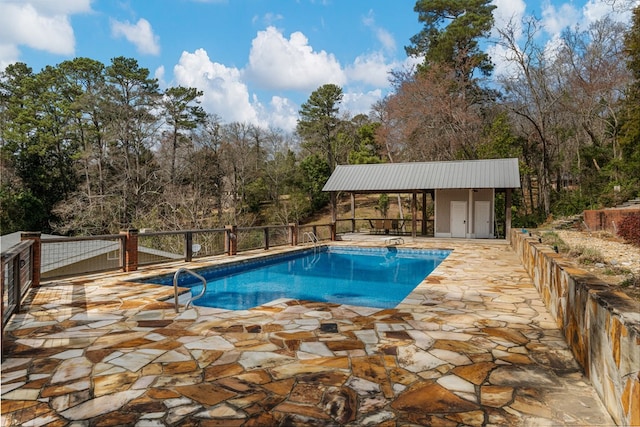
[363,10,396,53]
[346,52,393,87]
[247,26,346,91]
[488,0,527,80]
[174,48,260,125]
[541,1,580,36]
[260,96,299,131]
[582,0,639,24]
[0,0,91,66]
[252,12,284,26]
[0,43,20,70]
[342,89,382,116]
[491,0,526,37]
[111,18,160,56]
[173,48,305,132]
[26,0,91,15]
[154,65,166,88]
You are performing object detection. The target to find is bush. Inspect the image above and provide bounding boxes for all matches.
[568,245,605,265]
[617,214,640,247]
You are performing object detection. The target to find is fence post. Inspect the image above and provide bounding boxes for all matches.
[1,256,5,332]
[264,227,270,250]
[225,225,237,256]
[120,229,139,272]
[21,232,41,287]
[289,223,298,246]
[185,231,193,262]
[330,222,337,241]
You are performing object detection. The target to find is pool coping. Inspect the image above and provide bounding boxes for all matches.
[129,244,453,311]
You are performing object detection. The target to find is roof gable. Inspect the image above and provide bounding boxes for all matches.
[322,158,521,192]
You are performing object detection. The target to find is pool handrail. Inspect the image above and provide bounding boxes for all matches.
[173,267,207,312]
[302,231,319,248]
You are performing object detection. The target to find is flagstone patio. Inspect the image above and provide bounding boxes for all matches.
[1,239,615,426]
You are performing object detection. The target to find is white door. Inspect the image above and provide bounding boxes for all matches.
[450,201,467,238]
[474,201,491,238]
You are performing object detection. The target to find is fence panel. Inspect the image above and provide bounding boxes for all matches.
[137,232,185,266]
[41,235,125,279]
[191,230,227,259]
[267,226,291,248]
[298,224,333,242]
[1,240,34,331]
[236,227,265,252]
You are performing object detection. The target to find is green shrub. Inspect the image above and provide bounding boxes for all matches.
[568,245,605,265]
[617,214,640,247]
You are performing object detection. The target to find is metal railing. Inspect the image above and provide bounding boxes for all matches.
[173,267,207,312]
[138,228,227,267]
[1,240,34,333]
[334,218,433,237]
[236,225,292,252]
[40,234,125,278]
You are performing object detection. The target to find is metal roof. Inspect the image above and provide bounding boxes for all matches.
[322,158,521,192]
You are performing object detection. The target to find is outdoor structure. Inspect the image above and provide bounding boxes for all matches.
[322,158,521,239]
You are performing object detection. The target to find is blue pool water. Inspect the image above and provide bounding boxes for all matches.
[139,246,450,310]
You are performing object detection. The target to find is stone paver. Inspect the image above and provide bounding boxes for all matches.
[1,239,615,426]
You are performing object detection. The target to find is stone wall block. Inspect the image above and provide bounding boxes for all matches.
[621,375,640,425]
[511,230,639,426]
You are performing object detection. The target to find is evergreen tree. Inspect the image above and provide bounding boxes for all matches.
[619,6,640,192]
[297,84,344,171]
[406,0,496,83]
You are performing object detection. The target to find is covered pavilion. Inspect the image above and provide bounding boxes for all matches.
[322,158,521,239]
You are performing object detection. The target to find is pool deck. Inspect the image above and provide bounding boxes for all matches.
[1,237,615,426]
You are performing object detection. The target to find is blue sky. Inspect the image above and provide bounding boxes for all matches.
[0,0,637,131]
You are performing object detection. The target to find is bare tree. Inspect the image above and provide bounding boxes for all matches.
[381,64,486,162]
[497,16,633,214]
[497,17,565,215]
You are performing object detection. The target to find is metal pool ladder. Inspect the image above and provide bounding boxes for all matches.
[173,267,207,313]
[302,231,319,252]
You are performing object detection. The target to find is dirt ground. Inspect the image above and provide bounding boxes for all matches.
[550,229,640,301]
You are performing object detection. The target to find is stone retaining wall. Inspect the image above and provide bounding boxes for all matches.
[510,230,639,426]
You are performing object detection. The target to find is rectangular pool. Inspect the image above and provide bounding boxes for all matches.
[137,246,450,310]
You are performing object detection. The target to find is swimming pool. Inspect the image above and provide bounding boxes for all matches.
[138,246,450,310]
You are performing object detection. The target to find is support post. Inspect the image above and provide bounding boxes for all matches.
[264,227,270,250]
[505,189,513,241]
[289,223,298,246]
[422,192,427,236]
[21,232,41,286]
[330,192,337,223]
[185,232,193,262]
[225,225,237,255]
[120,229,139,272]
[411,192,417,239]
[350,192,356,233]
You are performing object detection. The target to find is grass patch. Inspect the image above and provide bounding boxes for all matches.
[603,266,632,276]
[541,231,570,253]
[568,245,605,265]
[620,274,640,288]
